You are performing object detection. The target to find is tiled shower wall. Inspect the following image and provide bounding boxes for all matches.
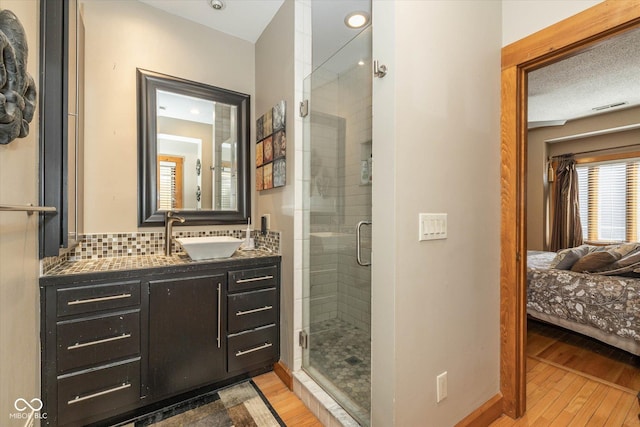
[336,60,372,333]
[309,64,342,325]
[309,58,372,332]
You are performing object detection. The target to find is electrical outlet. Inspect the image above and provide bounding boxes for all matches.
[436,371,448,403]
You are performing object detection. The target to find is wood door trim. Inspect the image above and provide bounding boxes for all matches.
[500,0,640,419]
[157,155,184,209]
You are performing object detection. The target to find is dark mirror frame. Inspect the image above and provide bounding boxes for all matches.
[137,69,251,226]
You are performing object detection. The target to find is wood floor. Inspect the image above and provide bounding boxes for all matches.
[256,321,640,426]
[253,371,322,427]
[527,320,640,392]
[490,320,640,426]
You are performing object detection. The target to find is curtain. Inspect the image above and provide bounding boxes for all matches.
[550,156,584,251]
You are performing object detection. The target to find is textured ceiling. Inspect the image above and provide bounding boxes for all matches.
[528,27,640,125]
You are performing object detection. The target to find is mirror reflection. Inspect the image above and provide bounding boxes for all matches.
[155,90,238,211]
[138,69,250,226]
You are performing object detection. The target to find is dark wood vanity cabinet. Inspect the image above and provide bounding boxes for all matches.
[147,274,226,399]
[41,257,280,427]
[42,280,143,427]
[227,265,280,374]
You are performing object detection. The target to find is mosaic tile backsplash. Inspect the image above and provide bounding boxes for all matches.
[42,230,280,275]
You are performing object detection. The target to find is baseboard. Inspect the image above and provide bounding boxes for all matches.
[273,361,293,390]
[455,393,504,427]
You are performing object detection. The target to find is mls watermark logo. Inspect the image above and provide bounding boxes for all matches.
[10,398,47,421]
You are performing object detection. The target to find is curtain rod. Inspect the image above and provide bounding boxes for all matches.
[549,143,640,161]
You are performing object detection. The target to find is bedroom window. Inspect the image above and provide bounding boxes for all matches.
[576,158,640,243]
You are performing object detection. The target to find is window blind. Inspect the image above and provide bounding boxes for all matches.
[220,167,232,209]
[576,159,640,242]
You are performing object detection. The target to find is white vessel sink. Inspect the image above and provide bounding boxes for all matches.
[176,236,243,260]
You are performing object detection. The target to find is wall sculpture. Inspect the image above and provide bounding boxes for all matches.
[0,9,36,145]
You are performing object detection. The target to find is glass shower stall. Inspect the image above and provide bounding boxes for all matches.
[301,27,372,426]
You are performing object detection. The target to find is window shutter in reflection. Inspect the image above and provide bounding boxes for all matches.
[159,160,177,210]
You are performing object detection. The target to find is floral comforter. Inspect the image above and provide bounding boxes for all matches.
[527,251,640,346]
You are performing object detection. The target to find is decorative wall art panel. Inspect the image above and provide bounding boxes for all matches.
[263,135,273,163]
[273,158,285,188]
[273,100,285,132]
[273,130,285,160]
[263,163,273,190]
[256,166,264,191]
[256,101,286,190]
[256,141,263,167]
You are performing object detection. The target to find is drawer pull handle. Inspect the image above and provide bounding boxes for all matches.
[236,305,273,316]
[217,283,221,349]
[67,333,132,350]
[235,275,274,284]
[67,382,131,405]
[235,342,272,357]
[67,293,132,306]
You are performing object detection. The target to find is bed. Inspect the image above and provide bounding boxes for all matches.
[527,247,640,356]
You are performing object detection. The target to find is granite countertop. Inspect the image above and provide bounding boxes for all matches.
[43,248,278,277]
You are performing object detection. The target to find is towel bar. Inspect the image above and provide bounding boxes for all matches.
[0,204,57,215]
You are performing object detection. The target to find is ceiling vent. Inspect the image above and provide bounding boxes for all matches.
[592,101,628,111]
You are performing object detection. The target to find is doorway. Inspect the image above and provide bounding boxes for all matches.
[500,2,640,418]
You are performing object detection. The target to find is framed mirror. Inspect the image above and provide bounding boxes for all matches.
[138,69,250,226]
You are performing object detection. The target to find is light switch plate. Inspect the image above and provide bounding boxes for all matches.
[419,213,447,241]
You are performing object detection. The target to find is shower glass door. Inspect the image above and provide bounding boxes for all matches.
[302,27,372,426]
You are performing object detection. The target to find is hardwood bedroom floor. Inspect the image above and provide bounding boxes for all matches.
[527,319,640,392]
[490,320,640,426]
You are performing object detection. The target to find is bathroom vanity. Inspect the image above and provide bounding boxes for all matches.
[40,253,280,426]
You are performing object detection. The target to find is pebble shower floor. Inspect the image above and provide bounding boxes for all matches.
[309,318,371,415]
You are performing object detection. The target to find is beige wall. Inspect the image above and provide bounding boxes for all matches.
[81,0,255,232]
[372,1,501,425]
[502,0,603,46]
[0,1,41,425]
[255,0,295,369]
[157,117,214,209]
[528,106,640,251]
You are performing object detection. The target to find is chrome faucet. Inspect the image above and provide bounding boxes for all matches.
[164,211,185,256]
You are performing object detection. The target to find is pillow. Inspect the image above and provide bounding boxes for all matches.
[549,245,592,270]
[570,251,617,273]
[609,242,640,260]
[607,247,640,270]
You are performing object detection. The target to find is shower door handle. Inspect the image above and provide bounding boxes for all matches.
[356,221,372,266]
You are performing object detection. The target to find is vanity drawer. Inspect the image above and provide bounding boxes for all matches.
[57,281,140,317]
[227,288,277,334]
[227,324,278,373]
[228,265,277,293]
[57,310,140,374]
[57,359,140,427]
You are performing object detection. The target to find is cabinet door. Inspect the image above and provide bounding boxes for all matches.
[148,274,225,398]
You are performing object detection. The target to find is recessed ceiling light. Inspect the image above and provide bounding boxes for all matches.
[190,108,200,115]
[208,0,225,11]
[345,11,369,29]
